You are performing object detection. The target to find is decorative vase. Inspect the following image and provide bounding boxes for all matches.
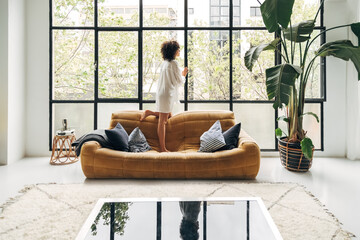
[278,137,313,172]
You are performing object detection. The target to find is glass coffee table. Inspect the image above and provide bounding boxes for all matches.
[77,197,282,240]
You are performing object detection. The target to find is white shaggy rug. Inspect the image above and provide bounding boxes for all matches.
[0,181,355,240]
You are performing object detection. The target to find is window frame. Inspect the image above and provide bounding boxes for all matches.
[49,0,325,152]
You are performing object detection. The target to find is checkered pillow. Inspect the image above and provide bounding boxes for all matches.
[199,120,226,152]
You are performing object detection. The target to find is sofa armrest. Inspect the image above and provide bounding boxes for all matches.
[236,130,261,179]
[80,141,102,178]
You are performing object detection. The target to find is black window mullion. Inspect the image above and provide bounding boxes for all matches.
[94,0,98,130]
[320,101,324,151]
[49,0,53,151]
[139,0,143,110]
[184,0,188,111]
[229,0,233,111]
[274,31,281,151]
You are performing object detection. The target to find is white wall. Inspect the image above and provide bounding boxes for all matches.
[319,1,348,157]
[8,0,26,164]
[0,0,9,165]
[25,0,49,157]
[23,0,356,157]
[0,0,26,165]
[345,0,360,159]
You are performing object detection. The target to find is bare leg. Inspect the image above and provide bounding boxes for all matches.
[140,110,160,121]
[158,112,170,152]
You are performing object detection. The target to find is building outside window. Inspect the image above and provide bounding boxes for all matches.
[250,6,261,17]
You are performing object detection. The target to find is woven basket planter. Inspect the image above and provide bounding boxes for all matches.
[278,137,314,172]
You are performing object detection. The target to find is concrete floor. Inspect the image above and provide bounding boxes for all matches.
[0,157,359,239]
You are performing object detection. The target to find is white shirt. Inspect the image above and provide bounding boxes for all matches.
[155,60,185,113]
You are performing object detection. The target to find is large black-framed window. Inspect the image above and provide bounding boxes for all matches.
[50,0,325,151]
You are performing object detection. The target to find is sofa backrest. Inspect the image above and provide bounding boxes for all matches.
[110,110,235,152]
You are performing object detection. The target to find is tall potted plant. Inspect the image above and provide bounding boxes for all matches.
[245,0,360,171]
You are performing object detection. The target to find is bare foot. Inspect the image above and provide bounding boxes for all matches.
[140,110,151,121]
[168,113,172,119]
[160,148,170,152]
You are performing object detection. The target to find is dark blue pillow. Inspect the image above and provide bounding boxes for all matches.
[217,123,241,151]
[105,123,129,151]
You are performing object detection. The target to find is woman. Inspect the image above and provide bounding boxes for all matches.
[140,40,188,152]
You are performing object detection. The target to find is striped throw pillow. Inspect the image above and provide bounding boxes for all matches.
[199,120,226,152]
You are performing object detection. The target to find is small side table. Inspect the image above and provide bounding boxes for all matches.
[50,133,79,165]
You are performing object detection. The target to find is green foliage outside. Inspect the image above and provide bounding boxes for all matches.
[53,0,321,102]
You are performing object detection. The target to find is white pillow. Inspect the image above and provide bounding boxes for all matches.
[198,120,226,152]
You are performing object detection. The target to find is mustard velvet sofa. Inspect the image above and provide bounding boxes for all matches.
[80,110,261,179]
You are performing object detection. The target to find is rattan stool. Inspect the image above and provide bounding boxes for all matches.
[50,134,78,165]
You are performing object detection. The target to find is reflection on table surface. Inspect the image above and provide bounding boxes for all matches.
[84,199,281,240]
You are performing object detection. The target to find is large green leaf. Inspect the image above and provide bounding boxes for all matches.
[317,40,360,80]
[351,22,360,39]
[301,137,314,159]
[244,38,280,71]
[266,64,302,109]
[260,0,295,33]
[283,20,315,42]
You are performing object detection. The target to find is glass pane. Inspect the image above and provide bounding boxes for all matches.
[99,32,138,99]
[189,0,229,27]
[236,0,264,27]
[143,103,184,116]
[292,0,321,26]
[85,202,156,239]
[221,7,229,16]
[98,0,139,27]
[53,30,94,100]
[188,30,229,100]
[303,103,321,149]
[98,103,139,129]
[207,201,245,238]
[143,31,185,101]
[278,103,321,149]
[285,30,322,99]
[188,103,229,111]
[211,7,220,16]
[305,30,322,99]
[53,0,94,26]
[53,103,94,139]
[233,103,275,149]
[144,0,184,27]
[232,30,275,100]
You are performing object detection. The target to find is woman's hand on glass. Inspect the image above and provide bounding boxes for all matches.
[182,67,188,77]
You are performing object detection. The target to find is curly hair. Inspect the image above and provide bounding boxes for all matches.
[161,40,180,61]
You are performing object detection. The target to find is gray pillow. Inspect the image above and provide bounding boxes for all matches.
[128,127,152,152]
[199,120,226,152]
[105,123,129,151]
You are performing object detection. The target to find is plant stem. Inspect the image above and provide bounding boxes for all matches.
[290,19,294,64]
[303,56,318,87]
[281,31,290,63]
[275,48,288,62]
[313,0,325,24]
[299,43,303,67]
